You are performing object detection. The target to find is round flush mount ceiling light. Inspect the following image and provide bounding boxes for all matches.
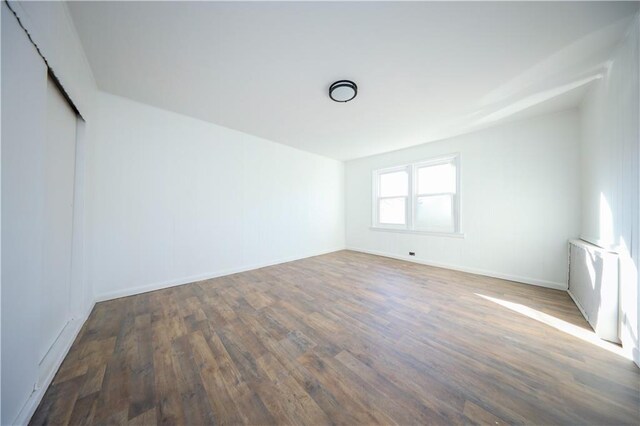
[329,80,357,102]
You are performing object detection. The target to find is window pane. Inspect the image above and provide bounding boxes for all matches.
[417,162,455,194]
[379,197,406,225]
[416,195,453,232]
[379,170,408,197]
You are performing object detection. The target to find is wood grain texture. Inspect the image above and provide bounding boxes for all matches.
[31,250,640,425]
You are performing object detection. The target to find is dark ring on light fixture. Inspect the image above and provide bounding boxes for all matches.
[329,80,358,102]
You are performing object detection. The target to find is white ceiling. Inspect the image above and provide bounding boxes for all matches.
[68,1,638,160]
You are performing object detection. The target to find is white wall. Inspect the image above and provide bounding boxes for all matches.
[1,2,97,424]
[87,92,345,301]
[8,0,96,118]
[580,15,639,364]
[2,5,48,423]
[346,110,581,289]
[7,0,98,317]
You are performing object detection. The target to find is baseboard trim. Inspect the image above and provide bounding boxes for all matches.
[346,247,568,291]
[95,247,345,303]
[13,301,96,426]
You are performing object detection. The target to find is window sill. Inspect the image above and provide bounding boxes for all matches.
[369,227,465,238]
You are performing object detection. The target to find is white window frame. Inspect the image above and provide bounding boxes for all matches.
[372,165,411,230]
[371,154,463,237]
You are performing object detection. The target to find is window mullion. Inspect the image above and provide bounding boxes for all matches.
[408,164,414,230]
[415,192,456,199]
[377,195,407,201]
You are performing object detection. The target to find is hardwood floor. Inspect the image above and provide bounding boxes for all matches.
[31,250,639,425]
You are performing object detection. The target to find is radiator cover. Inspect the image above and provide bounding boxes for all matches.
[568,239,620,343]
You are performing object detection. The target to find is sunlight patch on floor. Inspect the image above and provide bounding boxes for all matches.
[475,293,630,359]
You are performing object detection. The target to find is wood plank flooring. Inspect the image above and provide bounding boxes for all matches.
[31,250,639,425]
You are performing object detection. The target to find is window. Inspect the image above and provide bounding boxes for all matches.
[372,155,460,235]
[376,167,409,227]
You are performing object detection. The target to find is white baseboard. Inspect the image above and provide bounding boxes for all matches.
[95,247,345,303]
[347,246,567,291]
[12,301,96,426]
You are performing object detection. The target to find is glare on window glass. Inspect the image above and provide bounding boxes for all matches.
[416,195,453,232]
[379,198,406,224]
[417,163,455,194]
[379,171,408,197]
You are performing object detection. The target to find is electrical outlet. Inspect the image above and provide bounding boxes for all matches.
[409,252,415,256]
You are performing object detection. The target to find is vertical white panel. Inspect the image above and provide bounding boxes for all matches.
[0,1,95,422]
[71,119,89,317]
[1,3,48,424]
[38,77,77,378]
[580,16,639,364]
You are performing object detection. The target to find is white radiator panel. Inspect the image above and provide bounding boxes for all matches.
[568,239,619,343]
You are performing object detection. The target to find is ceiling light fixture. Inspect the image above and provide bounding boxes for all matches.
[329,80,357,103]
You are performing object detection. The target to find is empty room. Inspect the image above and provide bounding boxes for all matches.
[1,1,639,425]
